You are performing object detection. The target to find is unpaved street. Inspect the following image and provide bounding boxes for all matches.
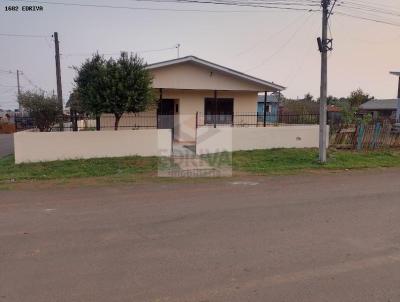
[1,169,400,301]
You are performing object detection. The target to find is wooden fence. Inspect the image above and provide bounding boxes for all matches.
[331,122,400,150]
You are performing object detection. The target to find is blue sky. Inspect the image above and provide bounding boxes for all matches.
[0,0,399,110]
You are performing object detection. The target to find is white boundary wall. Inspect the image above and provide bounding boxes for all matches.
[14,129,171,163]
[196,125,329,155]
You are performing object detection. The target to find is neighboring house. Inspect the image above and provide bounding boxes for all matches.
[0,110,15,124]
[327,104,342,124]
[256,93,280,123]
[359,99,399,119]
[110,56,284,142]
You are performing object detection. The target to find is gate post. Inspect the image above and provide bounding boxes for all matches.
[96,116,101,131]
[263,91,267,127]
[214,90,217,129]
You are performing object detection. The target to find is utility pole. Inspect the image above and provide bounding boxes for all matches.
[317,0,332,163]
[16,70,22,112]
[53,32,64,130]
[16,70,21,96]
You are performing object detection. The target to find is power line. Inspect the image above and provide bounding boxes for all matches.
[0,69,16,74]
[244,12,315,72]
[284,15,321,85]
[9,0,320,13]
[333,0,400,27]
[62,46,178,58]
[335,11,400,28]
[0,83,20,88]
[0,33,48,38]
[235,11,311,57]
[339,0,400,17]
[128,0,320,11]
[0,87,17,95]
[21,73,45,92]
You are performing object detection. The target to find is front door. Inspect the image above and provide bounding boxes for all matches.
[157,99,175,129]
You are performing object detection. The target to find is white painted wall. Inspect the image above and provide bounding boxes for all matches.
[14,129,172,164]
[196,125,329,155]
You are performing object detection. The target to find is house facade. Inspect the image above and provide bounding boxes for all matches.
[104,56,284,142]
[256,94,280,123]
[359,99,399,119]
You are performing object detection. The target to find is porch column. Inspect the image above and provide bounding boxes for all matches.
[214,90,217,128]
[278,90,282,124]
[263,91,267,127]
[157,88,163,129]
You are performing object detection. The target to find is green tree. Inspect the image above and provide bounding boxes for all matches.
[18,91,61,132]
[74,54,107,122]
[348,88,373,109]
[74,53,155,130]
[304,93,314,102]
[281,96,319,115]
[66,89,83,113]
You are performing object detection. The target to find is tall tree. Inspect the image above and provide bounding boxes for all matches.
[74,54,107,125]
[67,89,83,113]
[103,53,155,129]
[74,53,155,130]
[348,88,373,109]
[18,91,61,132]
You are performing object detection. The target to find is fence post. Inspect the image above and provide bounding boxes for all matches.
[96,116,101,131]
[71,109,78,132]
[214,90,217,129]
[357,123,365,150]
[74,111,78,131]
[171,127,174,155]
[371,122,382,149]
[263,91,267,127]
[14,115,18,131]
[195,111,198,129]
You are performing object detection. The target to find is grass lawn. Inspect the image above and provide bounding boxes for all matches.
[230,148,400,174]
[0,155,158,183]
[1,148,400,184]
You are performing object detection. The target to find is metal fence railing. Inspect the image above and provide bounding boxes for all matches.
[196,112,320,128]
[15,112,323,132]
[14,113,165,132]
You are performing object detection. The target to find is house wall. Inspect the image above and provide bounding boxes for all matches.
[150,62,270,92]
[257,102,279,123]
[196,125,329,155]
[162,89,258,142]
[100,89,257,141]
[14,129,172,163]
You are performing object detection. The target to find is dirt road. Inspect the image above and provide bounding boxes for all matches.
[1,169,400,301]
